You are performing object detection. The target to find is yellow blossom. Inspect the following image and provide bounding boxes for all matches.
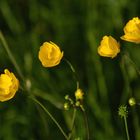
[0,69,19,102]
[98,36,120,58]
[38,41,63,67]
[121,17,140,43]
[75,88,84,100]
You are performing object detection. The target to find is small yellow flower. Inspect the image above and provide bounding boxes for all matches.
[38,41,63,67]
[0,69,19,102]
[98,36,120,58]
[121,17,140,43]
[75,88,84,100]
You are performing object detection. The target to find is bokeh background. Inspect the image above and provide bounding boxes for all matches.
[0,0,140,140]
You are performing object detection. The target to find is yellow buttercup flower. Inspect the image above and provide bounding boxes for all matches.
[38,41,64,67]
[0,69,19,102]
[75,88,84,100]
[121,17,140,43]
[98,36,120,58]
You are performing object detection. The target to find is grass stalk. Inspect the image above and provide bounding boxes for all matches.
[30,96,68,139]
[64,58,79,89]
[0,31,24,81]
[67,108,77,140]
[124,116,130,140]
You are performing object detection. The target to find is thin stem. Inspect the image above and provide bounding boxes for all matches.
[124,53,140,77]
[0,31,24,81]
[120,55,132,103]
[64,58,79,89]
[81,107,90,140]
[124,116,130,140]
[67,108,77,140]
[30,96,68,139]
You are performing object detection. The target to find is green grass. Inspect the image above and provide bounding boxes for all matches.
[0,0,140,139]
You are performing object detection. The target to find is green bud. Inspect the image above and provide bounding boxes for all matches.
[65,95,69,100]
[128,97,136,106]
[75,101,81,107]
[118,105,128,118]
[64,102,70,110]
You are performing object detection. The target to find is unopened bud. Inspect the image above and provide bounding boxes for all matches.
[75,101,81,107]
[129,97,136,106]
[118,105,128,118]
[65,95,69,100]
[64,102,70,110]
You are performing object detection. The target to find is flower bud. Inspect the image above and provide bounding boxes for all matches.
[64,102,70,110]
[65,95,69,100]
[118,105,128,118]
[128,97,136,106]
[75,101,81,107]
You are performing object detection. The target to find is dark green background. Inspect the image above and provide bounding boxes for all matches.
[0,0,140,139]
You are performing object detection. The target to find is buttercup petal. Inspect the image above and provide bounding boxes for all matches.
[121,17,140,43]
[0,69,19,102]
[38,41,63,67]
[98,36,120,58]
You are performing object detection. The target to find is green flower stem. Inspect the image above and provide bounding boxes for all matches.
[30,96,68,139]
[81,107,90,140]
[64,58,79,89]
[0,31,24,81]
[124,116,130,140]
[68,108,77,140]
[124,53,140,76]
[120,55,132,103]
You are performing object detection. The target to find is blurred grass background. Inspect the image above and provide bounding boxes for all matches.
[0,0,140,139]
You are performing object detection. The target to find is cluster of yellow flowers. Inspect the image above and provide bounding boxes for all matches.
[0,41,63,102]
[64,88,84,110]
[1,17,139,102]
[98,17,140,58]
